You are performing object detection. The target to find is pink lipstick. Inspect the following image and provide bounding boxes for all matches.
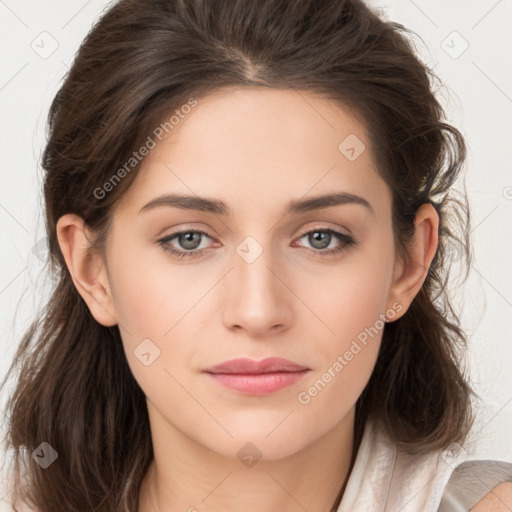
[203,357,310,395]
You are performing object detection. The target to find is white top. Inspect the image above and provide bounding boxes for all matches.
[337,418,512,511]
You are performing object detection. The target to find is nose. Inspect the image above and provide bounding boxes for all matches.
[221,241,294,338]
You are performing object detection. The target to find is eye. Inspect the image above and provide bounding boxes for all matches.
[157,227,356,260]
[157,229,216,259]
[293,228,356,257]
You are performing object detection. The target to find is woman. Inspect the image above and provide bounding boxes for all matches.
[2,0,511,510]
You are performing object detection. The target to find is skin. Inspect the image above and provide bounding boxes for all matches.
[472,483,512,511]
[57,87,440,512]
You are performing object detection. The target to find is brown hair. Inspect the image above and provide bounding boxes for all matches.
[1,0,474,510]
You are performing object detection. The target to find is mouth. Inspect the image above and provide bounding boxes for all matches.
[203,357,311,395]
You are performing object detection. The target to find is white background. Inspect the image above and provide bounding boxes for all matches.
[1,0,511,506]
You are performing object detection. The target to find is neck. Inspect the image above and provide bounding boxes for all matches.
[138,406,358,512]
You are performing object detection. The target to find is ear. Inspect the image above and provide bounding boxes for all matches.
[56,213,118,327]
[386,203,439,322]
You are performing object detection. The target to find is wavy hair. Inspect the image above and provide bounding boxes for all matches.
[1,0,474,510]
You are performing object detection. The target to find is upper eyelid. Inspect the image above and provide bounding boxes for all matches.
[161,224,350,237]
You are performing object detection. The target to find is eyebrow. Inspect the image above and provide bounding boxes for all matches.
[139,191,373,216]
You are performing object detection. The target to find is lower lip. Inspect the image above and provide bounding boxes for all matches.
[206,370,310,395]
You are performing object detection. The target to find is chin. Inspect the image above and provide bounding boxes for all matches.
[205,424,315,463]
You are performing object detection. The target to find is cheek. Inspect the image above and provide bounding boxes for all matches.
[295,335,380,438]
[108,242,213,386]
[294,238,394,343]
[294,266,390,422]
[109,241,198,336]
[292,237,393,402]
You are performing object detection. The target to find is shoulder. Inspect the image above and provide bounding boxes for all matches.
[470,481,512,511]
[439,459,512,512]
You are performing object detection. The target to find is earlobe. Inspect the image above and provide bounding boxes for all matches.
[56,214,118,327]
[386,203,439,321]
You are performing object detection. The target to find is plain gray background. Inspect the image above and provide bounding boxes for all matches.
[1,0,511,505]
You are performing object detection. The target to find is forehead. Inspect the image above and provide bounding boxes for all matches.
[114,87,390,219]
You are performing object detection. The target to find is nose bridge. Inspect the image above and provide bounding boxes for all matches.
[235,233,282,306]
[222,233,292,334]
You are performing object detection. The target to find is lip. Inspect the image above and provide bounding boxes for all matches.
[203,357,311,395]
[204,357,310,374]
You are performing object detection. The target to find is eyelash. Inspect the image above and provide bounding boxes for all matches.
[157,227,356,260]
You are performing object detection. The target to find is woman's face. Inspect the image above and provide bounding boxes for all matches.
[98,87,406,460]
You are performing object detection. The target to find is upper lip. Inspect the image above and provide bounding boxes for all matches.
[204,357,310,374]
